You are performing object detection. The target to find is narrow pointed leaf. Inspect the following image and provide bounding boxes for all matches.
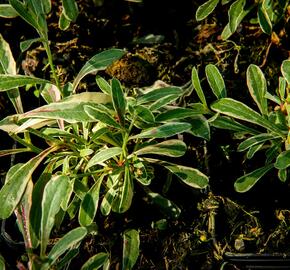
[47,227,87,267]
[228,0,246,32]
[247,143,264,159]
[112,165,134,213]
[234,164,274,192]
[9,0,39,31]
[96,75,111,94]
[210,115,259,134]
[149,94,180,111]
[0,4,18,18]
[84,105,121,128]
[205,64,226,99]
[155,107,203,122]
[258,1,272,35]
[238,133,279,152]
[100,183,117,216]
[112,78,126,126]
[211,98,284,136]
[278,77,286,100]
[0,75,50,91]
[221,7,249,40]
[275,150,290,170]
[122,229,140,270]
[137,87,182,104]
[72,49,125,92]
[132,122,191,139]
[196,0,219,21]
[20,92,111,123]
[62,0,79,22]
[134,105,155,123]
[41,175,69,256]
[79,178,103,227]
[85,147,122,171]
[0,147,56,219]
[165,165,208,189]
[81,253,109,270]
[135,140,186,157]
[247,64,268,116]
[0,34,23,113]
[191,67,207,107]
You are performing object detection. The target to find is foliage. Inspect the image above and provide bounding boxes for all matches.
[192,63,289,192]
[196,0,289,39]
[0,1,210,269]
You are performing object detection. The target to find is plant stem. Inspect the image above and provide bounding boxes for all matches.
[11,134,42,154]
[43,41,62,93]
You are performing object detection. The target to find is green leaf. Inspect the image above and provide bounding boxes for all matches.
[62,0,79,22]
[221,6,249,40]
[0,4,18,18]
[137,87,182,105]
[191,67,207,107]
[72,49,125,92]
[85,147,122,171]
[258,1,272,35]
[19,92,111,123]
[247,143,264,159]
[0,34,23,114]
[281,60,290,85]
[0,254,5,270]
[84,105,121,128]
[112,165,134,213]
[149,94,180,111]
[96,75,111,95]
[278,77,286,100]
[210,115,259,135]
[41,0,51,14]
[228,0,246,32]
[187,115,211,141]
[79,177,103,227]
[155,107,203,122]
[59,11,71,30]
[275,150,290,170]
[112,78,126,126]
[278,168,287,182]
[122,229,140,270]
[81,252,109,270]
[20,38,43,52]
[40,175,69,256]
[234,164,274,192]
[205,64,226,99]
[132,105,154,124]
[131,122,192,139]
[134,140,187,157]
[0,74,50,91]
[196,0,219,21]
[9,0,39,33]
[0,147,56,219]
[211,98,284,136]
[165,164,208,189]
[247,64,268,116]
[47,227,87,267]
[238,133,279,152]
[146,191,181,219]
[100,183,118,216]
